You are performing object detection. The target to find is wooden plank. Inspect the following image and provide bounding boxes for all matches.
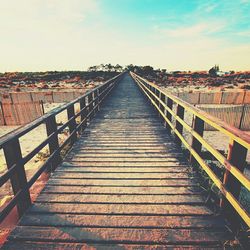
[243,91,250,104]
[51,172,190,179]
[64,162,187,167]
[42,186,201,195]
[19,214,225,229]
[66,153,183,158]
[199,92,222,104]
[2,241,223,250]
[221,91,245,104]
[47,178,197,186]
[10,92,32,103]
[65,157,185,162]
[55,166,189,173]
[36,193,204,204]
[30,203,214,215]
[66,149,181,153]
[1,102,19,125]
[8,226,230,244]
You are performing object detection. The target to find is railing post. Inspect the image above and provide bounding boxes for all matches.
[175,104,185,146]
[3,138,31,217]
[160,93,166,125]
[97,89,100,112]
[221,140,247,228]
[190,116,204,164]
[88,93,94,120]
[155,89,160,109]
[94,89,99,114]
[45,115,61,171]
[67,105,77,144]
[153,87,157,104]
[99,86,104,102]
[166,98,173,132]
[80,97,87,132]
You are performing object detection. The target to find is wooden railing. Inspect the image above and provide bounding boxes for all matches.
[0,72,124,223]
[131,72,250,229]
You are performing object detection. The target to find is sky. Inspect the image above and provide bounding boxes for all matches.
[0,0,250,72]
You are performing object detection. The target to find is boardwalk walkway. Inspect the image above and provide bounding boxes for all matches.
[3,74,231,249]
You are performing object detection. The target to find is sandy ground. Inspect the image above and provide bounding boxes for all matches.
[0,102,70,244]
[0,103,69,210]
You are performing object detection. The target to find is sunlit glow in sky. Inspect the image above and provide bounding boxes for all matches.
[0,0,250,72]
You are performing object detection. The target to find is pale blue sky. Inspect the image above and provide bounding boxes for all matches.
[0,0,249,72]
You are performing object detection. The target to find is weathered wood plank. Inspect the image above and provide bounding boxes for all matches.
[47,179,197,186]
[65,157,185,162]
[19,214,225,229]
[29,203,214,215]
[36,193,204,204]
[42,186,201,195]
[64,162,187,167]
[55,166,189,173]
[52,172,190,179]
[2,241,223,250]
[68,152,183,156]
[8,226,230,244]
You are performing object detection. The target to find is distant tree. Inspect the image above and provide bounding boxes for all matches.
[125,64,136,72]
[208,65,219,77]
[115,64,123,72]
[142,65,154,74]
[100,64,105,71]
[88,66,97,72]
[103,63,113,72]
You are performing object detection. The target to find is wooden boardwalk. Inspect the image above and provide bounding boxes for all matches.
[3,74,231,249]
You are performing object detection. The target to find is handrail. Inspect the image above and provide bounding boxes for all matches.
[133,73,250,147]
[130,71,250,228]
[0,71,125,223]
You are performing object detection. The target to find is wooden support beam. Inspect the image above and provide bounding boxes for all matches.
[175,105,185,146]
[67,105,77,145]
[3,138,31,218]
[94,89,99,114]
[160,93,166,125]
[45,115,61,171]
[221,140,247,229]
[79,97,87,132]
[166,98,173,132]
[88,93,94,120]
[190,116,204,164]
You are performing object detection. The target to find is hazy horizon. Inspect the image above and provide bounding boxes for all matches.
[1,0,250,72]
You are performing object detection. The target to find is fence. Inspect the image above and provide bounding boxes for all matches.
[176,90,250,105]
[131,72,250,229]
[0,72,124,223]
[0,91,86,125]
[197,104,250,131]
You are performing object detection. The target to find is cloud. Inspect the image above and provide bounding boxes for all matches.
[0,0,101,71]
[0,0,249,72]
[237,30,250,37]
[151,18,250,71]
[156,21,226,39]
[0,0,99,31]
[240,0,250,4]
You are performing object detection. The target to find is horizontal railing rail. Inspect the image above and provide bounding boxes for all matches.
[0,72,125,223]
[131,71,250,229]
